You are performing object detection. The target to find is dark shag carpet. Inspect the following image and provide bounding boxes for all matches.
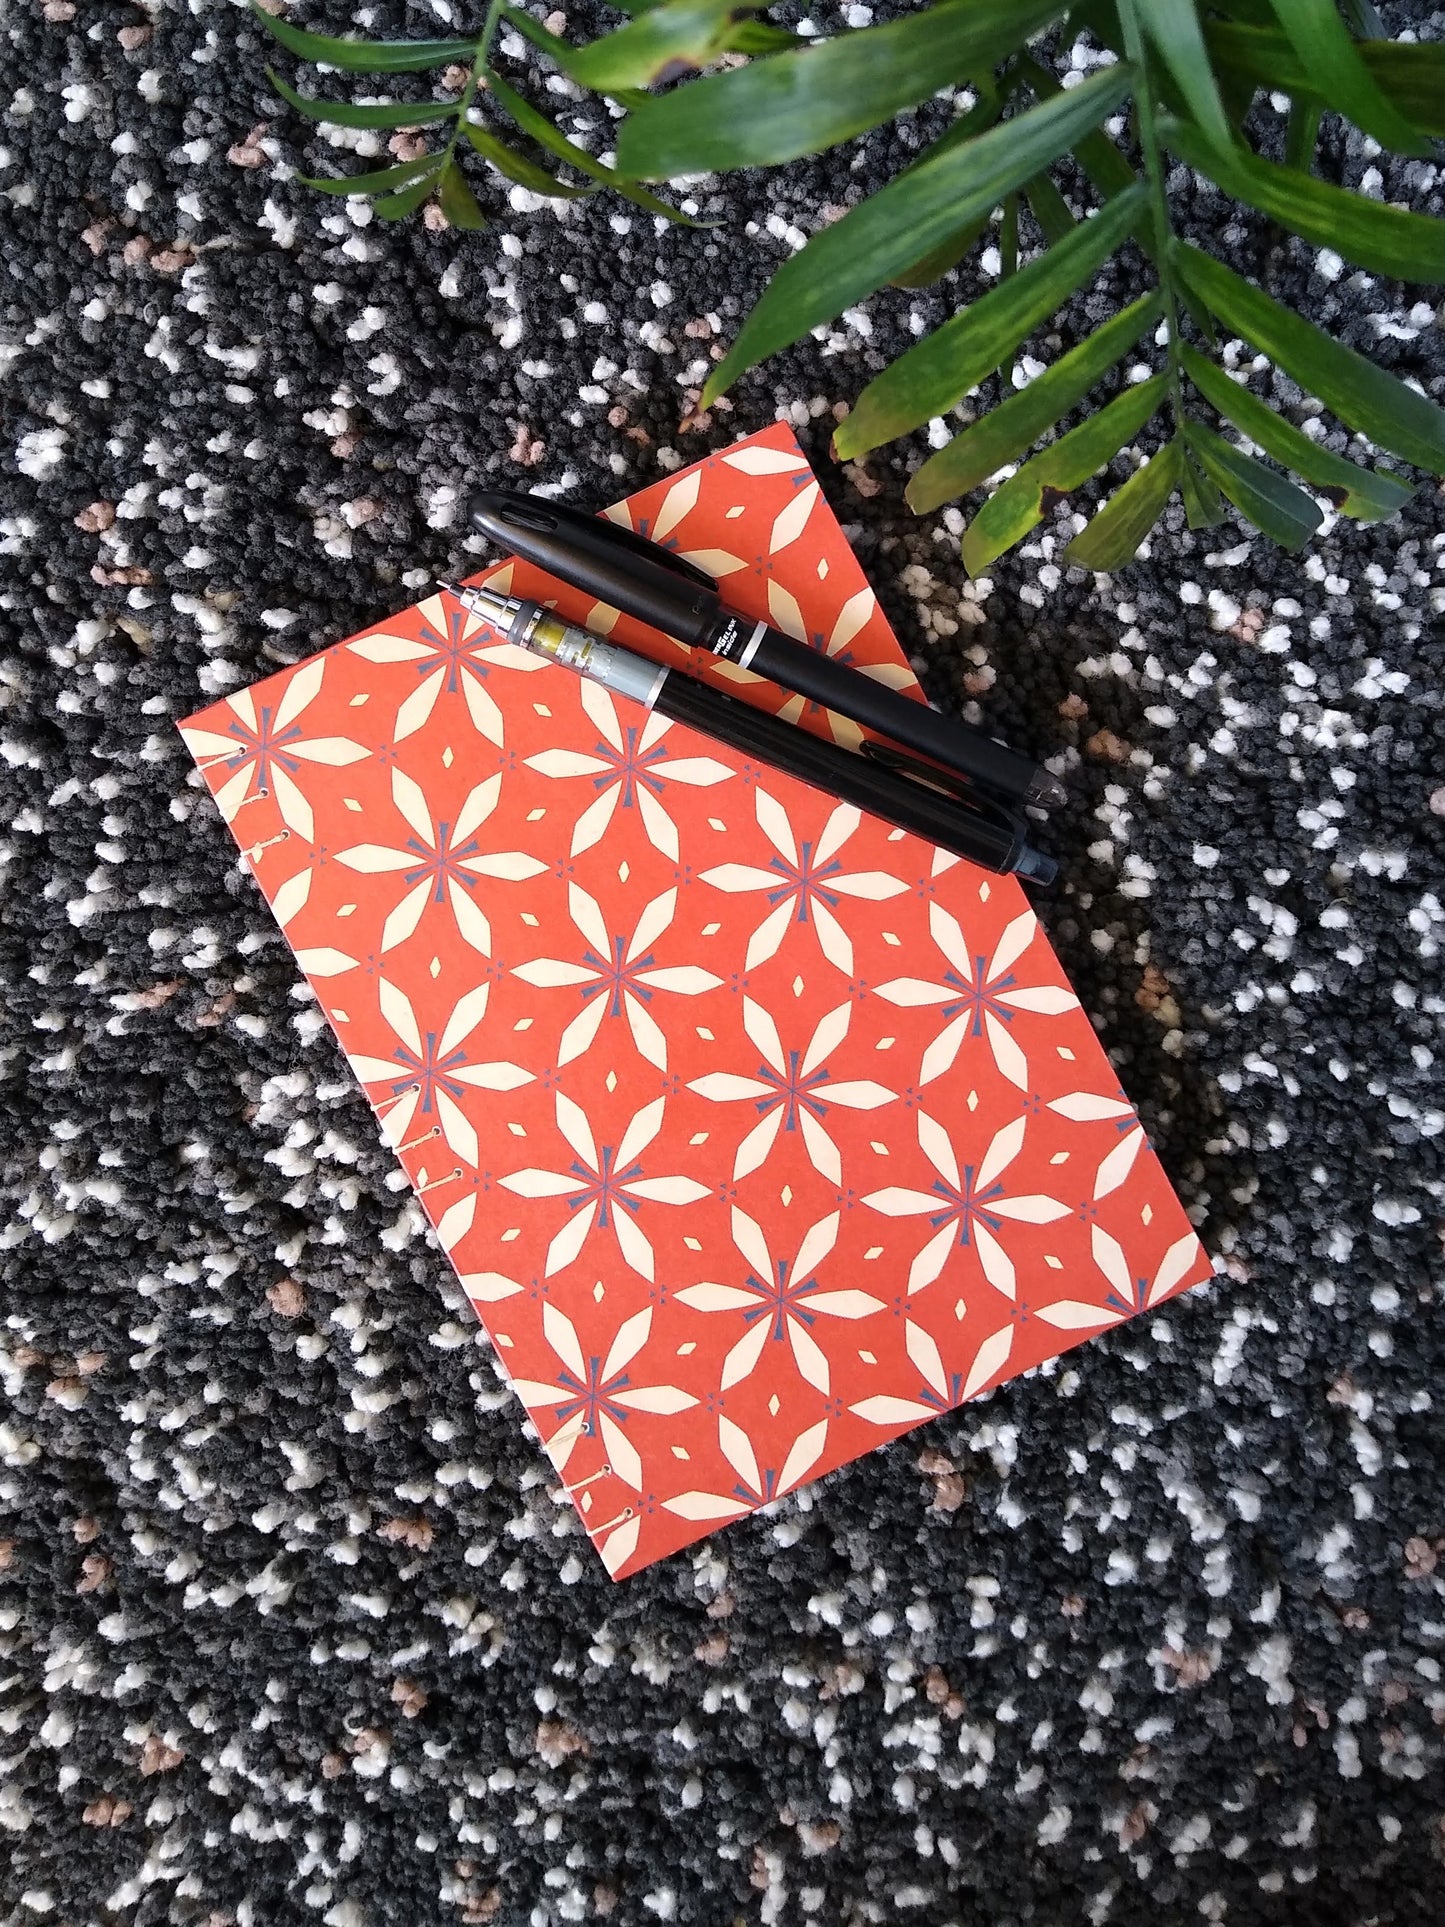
[3,2,1444,1922]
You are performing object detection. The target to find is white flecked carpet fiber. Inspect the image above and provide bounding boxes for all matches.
[2,3,1443,1923]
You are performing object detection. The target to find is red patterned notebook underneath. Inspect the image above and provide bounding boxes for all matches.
[180,424,1210,1580]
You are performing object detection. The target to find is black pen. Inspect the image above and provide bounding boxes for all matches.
[442,583,1057,885]
[468,488,1067,812]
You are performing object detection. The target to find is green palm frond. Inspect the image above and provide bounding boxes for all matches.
[249,0,1445,567]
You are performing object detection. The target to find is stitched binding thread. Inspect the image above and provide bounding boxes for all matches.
[591,1506,634,1535]
[563,1465,612,1495]
[372,1083,420,1116]
[244,829,289,861]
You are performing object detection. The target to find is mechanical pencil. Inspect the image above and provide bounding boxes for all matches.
[467,489,1067,813]
[441,581,1057,885]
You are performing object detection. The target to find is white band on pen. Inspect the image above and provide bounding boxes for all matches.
[737,620,769,671]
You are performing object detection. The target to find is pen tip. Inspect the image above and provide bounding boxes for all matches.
[1026,772,1068,811]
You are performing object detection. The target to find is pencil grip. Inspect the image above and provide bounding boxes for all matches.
[743,625,1037,803]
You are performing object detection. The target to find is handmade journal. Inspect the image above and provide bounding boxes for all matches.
[179,423,1211,1580]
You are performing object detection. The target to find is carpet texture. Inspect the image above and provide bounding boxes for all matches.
[3,2,1444,1921]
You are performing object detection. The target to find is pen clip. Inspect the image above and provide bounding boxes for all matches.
[469,491,718,594]
[860,737,984,803]
[859,738,1026,831]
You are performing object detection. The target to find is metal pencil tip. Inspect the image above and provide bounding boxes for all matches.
[438,580,511,619]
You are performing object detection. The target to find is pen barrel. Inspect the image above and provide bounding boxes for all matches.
[656,672,1029,875]
[719,620,1040,802]
[469,490,721,642]
[464,489,1055,808]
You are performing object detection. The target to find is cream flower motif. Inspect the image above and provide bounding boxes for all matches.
[348,978,533,1169]
[875,902,1079,1090]
[700,790,909,975]
[648,468,701,542]
[507,1303,697,1492]
[687,996,895,1183]
[721,445,811,477]
[598,1515,642,1578]
[674,1208,883,1395]
[1048,1090,1147,1199]
[334,768,547,955]
[661,1414,830,1523]
[498,1093,711,1282]
[524,679,733,861]
[767,480,820,559]
[267,867,358,979]
[602,473,751,590]
[512,883,723,1071]
[178,656,367,842]
[1034,1224,1207,1331]
[347,586,544,747]
[863,1112,1069,1300]
[850,1323,1014,1428]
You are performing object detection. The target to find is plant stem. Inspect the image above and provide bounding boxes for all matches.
[1000,193,1019,281]
[1285,96,1322,173]
[448,0,505,163]
[1000,190,1019,388]
[1116,0,1185,438]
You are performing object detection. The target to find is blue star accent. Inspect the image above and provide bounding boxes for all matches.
[765,841,844,923]
[216,703,307,792]
[737,1256,828,1342]
[563,1146,645,1231]
[925,1164,1008,1249]
[415,602,499,695]
[398,820,488,905]
[585,725,673,810]
[551,1355,635,1438]
[579,936,659,1018]
[750,1050,831,1130]
[935,958,1019,1038]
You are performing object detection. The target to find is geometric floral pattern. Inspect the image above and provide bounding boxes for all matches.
[180,423,1211,1580]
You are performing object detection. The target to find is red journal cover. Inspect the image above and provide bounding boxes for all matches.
[179,424,1211,1580]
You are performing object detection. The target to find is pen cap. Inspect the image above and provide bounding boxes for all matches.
[469,490,721,645]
